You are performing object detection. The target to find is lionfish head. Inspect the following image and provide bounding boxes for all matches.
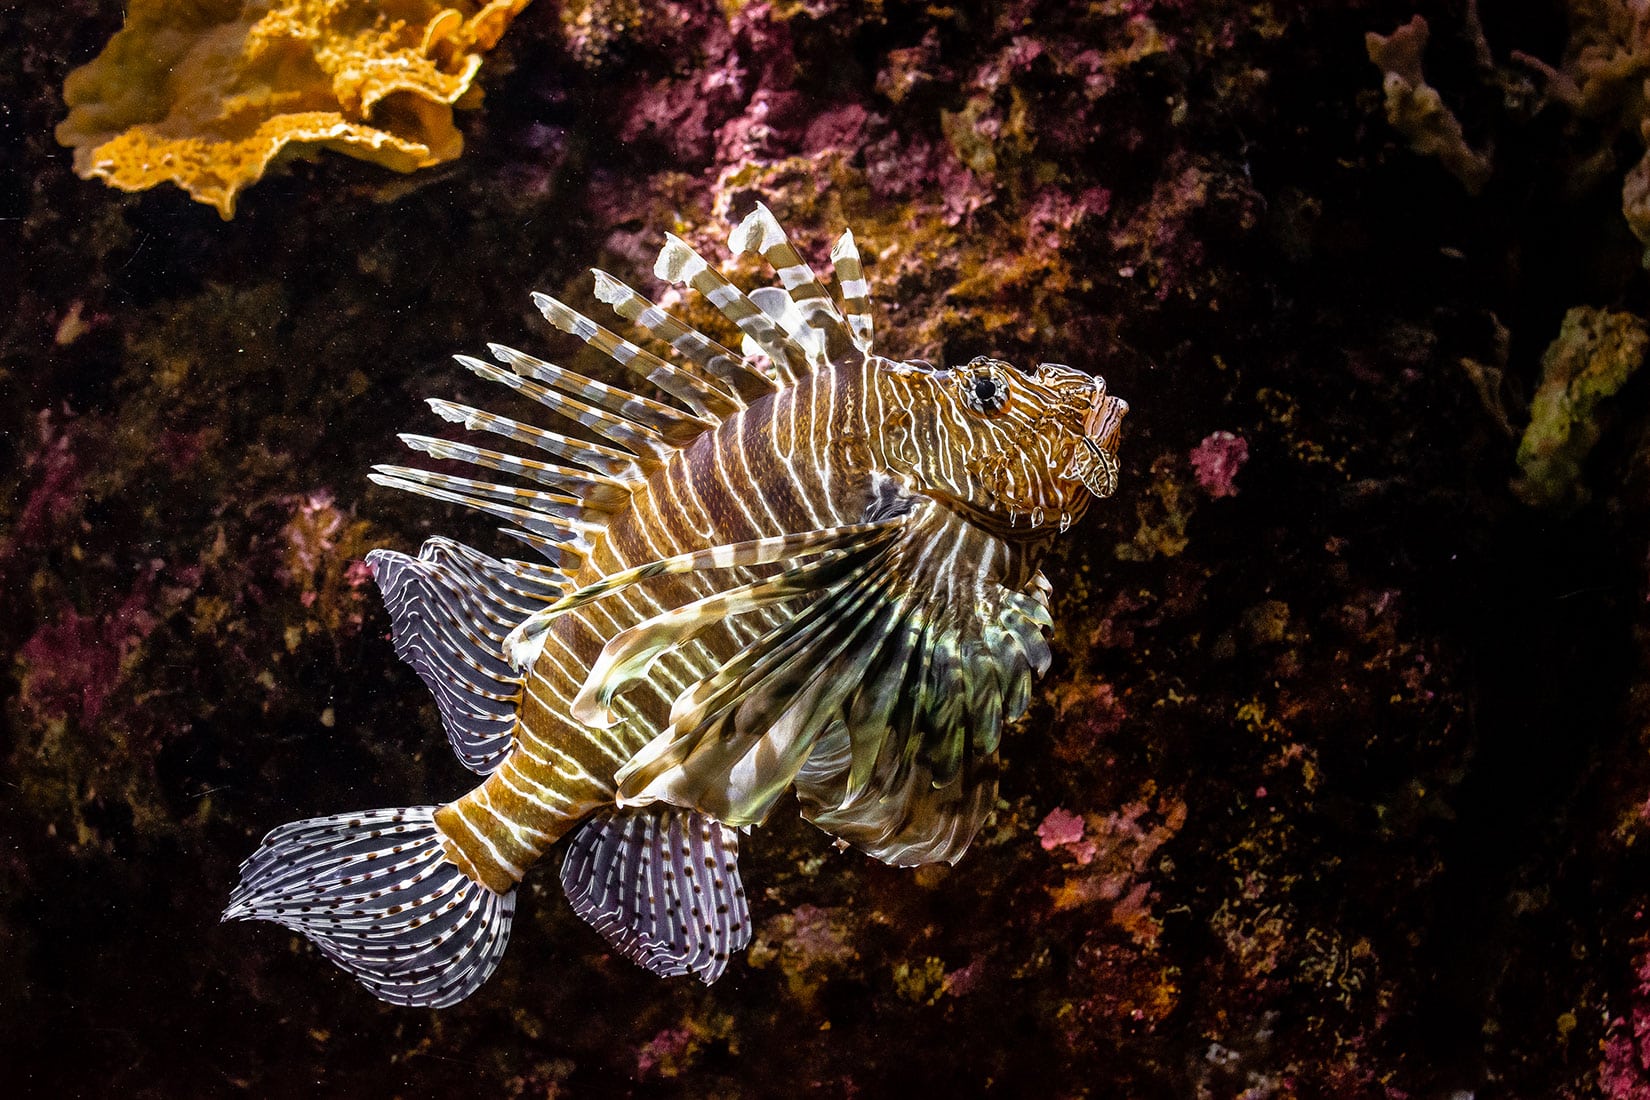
[873,356,1128,537]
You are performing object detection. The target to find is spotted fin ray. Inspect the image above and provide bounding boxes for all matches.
[560,808,749,983]
[367,538,570,773]
[223,807,516,1008]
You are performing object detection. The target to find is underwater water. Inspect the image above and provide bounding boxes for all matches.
[4,0,1648,1096]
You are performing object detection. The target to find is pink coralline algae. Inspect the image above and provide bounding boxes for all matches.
[612,1,803,167]
[801,102,870,157]
[14,410,89,550]
[1038,806,1095,864]
[277,491,375,632]
[748,903,858,1008]
[1190,430,1249,498]
[636,1027,694,1079]
[281,491,346,584]
[18,582,160,725]
[1045,798,1188,953]
[1111,152,1263,302]
[1051,679,1129,763]
[785,903,856,968]
[1603,950,1650,1100]
[1026,186,1113,253]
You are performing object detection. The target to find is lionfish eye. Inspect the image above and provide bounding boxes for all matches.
[960,359,1012,416]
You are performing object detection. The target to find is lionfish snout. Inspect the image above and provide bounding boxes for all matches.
[1064,376,1127,499]
[1084,380,1128,453]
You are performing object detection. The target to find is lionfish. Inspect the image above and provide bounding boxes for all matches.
[224,205,1128,1007]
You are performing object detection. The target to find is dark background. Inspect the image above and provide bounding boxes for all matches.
[4,1,1646,1096]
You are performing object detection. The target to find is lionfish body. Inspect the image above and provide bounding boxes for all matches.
[225,206,1128,1007]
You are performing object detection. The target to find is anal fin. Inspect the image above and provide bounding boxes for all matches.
[560,808,749,984]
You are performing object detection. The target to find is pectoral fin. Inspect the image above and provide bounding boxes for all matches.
[605,497,1057,868]
[501,519,904,673]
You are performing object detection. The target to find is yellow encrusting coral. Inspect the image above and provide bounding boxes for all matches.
[55,0,531,218]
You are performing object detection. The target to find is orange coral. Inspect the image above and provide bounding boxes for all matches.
[55,0,531,219]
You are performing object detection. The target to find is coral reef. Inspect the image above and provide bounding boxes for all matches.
[9,0,1650,1095]
[55,0,532,218]
[1190,429,1250,499]
[1514,306,1648,509]
[1366,14,1493,194]
[1515,0,1650,262]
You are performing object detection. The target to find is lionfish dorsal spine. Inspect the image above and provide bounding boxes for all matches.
[486,340,717,443]
[423,398,650,483]
[368,464,603,525]
[528,293,743,423]
[366,466,603,551]
[730,202,860,366]
[395,433,634,508]
[451,352,676,467]
[828,227,874,354]
[589,269,777,402]
[654,232,808,383]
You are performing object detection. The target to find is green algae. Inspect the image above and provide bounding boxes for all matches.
[1514,306,1649,510]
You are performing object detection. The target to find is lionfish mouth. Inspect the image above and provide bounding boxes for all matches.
[1067,382,1128,499]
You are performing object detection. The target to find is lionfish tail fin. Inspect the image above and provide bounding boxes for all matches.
[560,808,749,984]
[223,806,516,1008]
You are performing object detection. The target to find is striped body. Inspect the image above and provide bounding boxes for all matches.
[436,356,1047,892]
[226,204,1128,1005]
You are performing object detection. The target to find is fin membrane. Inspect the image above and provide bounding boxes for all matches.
[603,495,1053,865]
[614,545,899,826]
[368,538,566,773]
[223,806,516,1008]
[502,519,902,681]
[560,808,749,984]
